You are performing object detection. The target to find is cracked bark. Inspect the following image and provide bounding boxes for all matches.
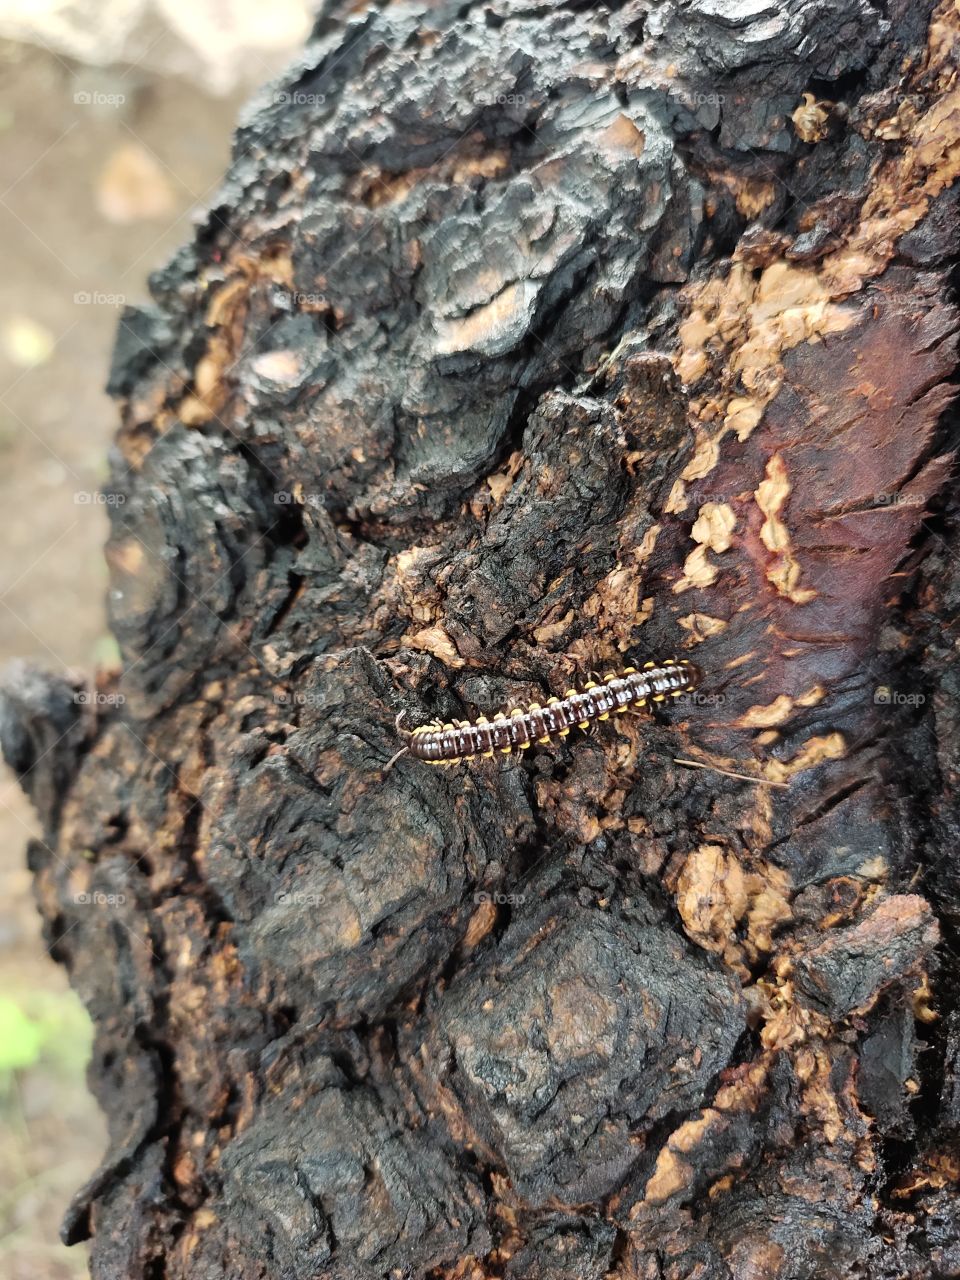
[3,0,960,1276]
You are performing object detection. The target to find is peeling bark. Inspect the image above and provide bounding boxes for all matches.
[3,0,960,1276]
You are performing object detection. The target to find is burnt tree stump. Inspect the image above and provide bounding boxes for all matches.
[3,0,960,1276]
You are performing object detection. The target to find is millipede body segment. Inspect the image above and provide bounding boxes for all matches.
[401,660,701,765]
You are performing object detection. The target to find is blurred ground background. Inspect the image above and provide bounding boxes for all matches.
[0,5,311,1275]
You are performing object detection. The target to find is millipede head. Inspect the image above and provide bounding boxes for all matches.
[678,659,703,689]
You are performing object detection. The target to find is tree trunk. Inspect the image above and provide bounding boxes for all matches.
[3,0,960,1276]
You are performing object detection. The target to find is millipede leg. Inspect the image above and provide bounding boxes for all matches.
[382,744,410,774]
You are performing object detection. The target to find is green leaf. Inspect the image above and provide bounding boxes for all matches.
[0,998,45,1071]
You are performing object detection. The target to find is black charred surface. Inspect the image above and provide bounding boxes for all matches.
[0,661,91,835]
[427,888,745,1204]
[3,0,960,1277]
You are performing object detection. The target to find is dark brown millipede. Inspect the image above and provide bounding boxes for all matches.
[387,659,701,769]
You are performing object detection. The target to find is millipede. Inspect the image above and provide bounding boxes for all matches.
[388,659,701,768]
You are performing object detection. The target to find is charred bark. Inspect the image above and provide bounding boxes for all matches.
[3,0,960,1276]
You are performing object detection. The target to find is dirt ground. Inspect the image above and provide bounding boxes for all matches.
[0,32,299,1278]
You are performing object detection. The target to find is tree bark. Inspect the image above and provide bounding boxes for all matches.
[4,0,960,1276]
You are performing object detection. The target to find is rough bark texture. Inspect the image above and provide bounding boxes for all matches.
[3,0,960,1276]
